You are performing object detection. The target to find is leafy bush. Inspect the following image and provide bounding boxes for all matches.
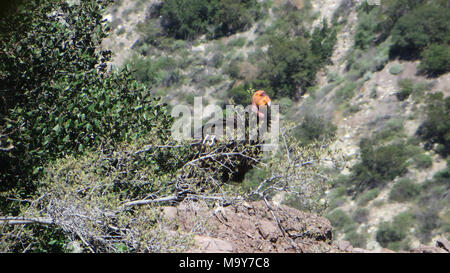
[412,153,432,169]
[225,59,241,79]
[334,81,357,104]
[350,139,410,191]
[416,92,450,156]
[131,55,182,87]
[344,230,367,249]
[389,178,421,202]
[255,35,319,99]
[0,0,163,194]
[353,208,369,224]
[373,117,405,142]
[353,5,382,50]
[252,16,335,99]
[227,37,247,48]
[212,0,261,38]
[390,5,450,59]
[376,212,413,251]
[310,20,337,65]
[345,37,391,79]
[395,78,430,101]
[210,52,224,68]
[414,205,441,243]
[419,43,450,76]
[326,209,355,233]
[0,0,177,217]
[160,0,261,40]
[413,159,450,242]
[396,78,414,101]
[275,97,294,115]
[389,63,403,75]
[293,114,337,144]
[357,188,380,206]
[226,83,253,105]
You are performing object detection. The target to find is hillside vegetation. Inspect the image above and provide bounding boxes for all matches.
[1,0,449,252]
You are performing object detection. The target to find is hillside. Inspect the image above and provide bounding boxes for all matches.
[0,0,448,253]
[100,0,450,252]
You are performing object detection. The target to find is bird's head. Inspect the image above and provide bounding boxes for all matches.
[251,90,271,117]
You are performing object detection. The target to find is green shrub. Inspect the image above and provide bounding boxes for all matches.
[0,0,172,199]
[353,208,369,224]
[414,206,441,243]
[357,188,380,206]
[416,93,450,156]
[160,0,216,40]
[419,43,450,76]
[390,5,450,59]
[334,81,357,104]
[376,213,413,251]
[389,63,403,75]
[210,52,224,68]
[160,0,261,40]
[275,97,293,115]
[255,35,319,99]
[225,60,241,79]
[293,114,337,144]
[354,6,381,50]
[396,78,430,101]
[131,56,180,87]
[389,178,421,202]
[396,78,414,101]
[227,83,252,105]
[310,19,337,64]
[326,209,355,232]
[412,153,432,169]
[328,197,347,211]
[344,230,367,249]
[350,139,410,191]
[227,37,247,48]
[373,117,405,142]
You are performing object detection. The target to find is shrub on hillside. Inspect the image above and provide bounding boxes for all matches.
[310,20,337,65]
[160,0,261,40]
[353,5,381,50]
[416,92,450,156]
[344,230,367,249]
[353,208,369,224]
[293,114,337,144]
[350,139,410,192]
[334,81,357,104]
[326,209,355,233]
[227,83,253,105]
[357,188,380,206]
[376,212,413,251]
[389,63,403,75]
[389,178,421,202]
[418,43,450,76]
[255,35,319,99]
[412,153,432,169]
[390,5,450,59]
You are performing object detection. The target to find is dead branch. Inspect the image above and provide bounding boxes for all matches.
[0,216,53,225]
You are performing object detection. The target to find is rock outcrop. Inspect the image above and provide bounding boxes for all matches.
[163,201,450,253]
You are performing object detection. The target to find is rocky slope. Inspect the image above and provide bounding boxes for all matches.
[162,200,449,253]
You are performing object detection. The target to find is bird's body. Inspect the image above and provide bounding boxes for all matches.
[196,90,272,144]
[189,90,272,182]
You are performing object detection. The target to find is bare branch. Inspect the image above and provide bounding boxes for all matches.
[0,216,53,225]
[121,195,178,207]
